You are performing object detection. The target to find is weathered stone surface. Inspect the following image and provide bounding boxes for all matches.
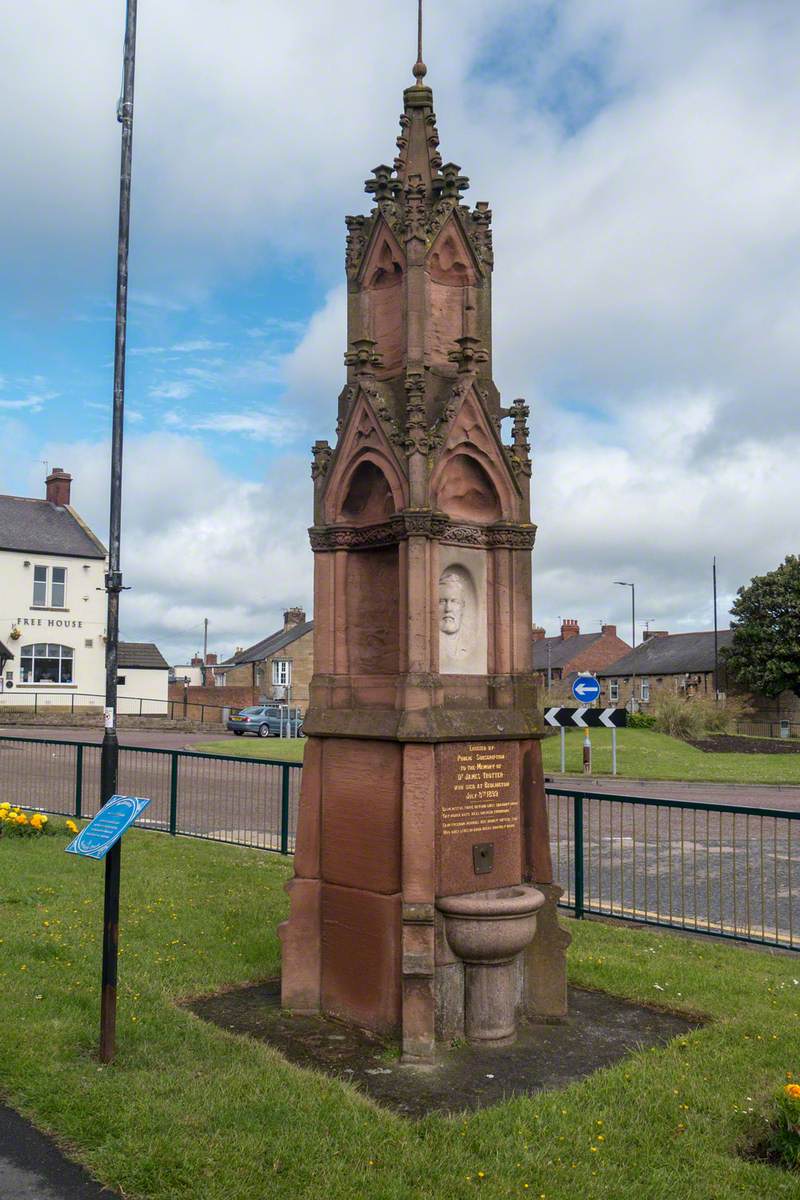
[522,883,572,1022]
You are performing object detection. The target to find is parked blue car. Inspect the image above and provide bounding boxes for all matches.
[227,705,303,738]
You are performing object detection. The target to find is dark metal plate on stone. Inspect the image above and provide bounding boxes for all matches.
[473,842,494,874]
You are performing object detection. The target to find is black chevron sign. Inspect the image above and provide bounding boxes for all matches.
[544,707,627,729]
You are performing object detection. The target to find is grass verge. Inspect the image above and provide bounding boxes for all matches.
[542,727,800,785]
[190,736,305,762]
[2,832,800,1199]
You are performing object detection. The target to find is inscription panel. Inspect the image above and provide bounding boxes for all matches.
[437,741,520,895]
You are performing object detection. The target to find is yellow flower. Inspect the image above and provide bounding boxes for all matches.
[17,813,27,825]
[66,820,78,834]
[785,1084,800,1100]
[0,802,10,810]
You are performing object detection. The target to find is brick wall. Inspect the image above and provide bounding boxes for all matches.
[168,683,257,720]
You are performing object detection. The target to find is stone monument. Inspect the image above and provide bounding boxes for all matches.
[279,29,570,1062]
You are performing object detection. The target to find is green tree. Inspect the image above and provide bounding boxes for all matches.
[724,555,800,698]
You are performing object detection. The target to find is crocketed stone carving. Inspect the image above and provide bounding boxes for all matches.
[308,512,536,551]
[404,372,428,455]
[311,440,332,480]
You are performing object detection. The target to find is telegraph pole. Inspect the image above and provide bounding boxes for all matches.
[100,0,138,1064]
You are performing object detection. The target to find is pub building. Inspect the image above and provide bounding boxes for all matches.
[0,469,168,712]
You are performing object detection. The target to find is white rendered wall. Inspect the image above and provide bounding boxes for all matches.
[117,668,169,714]
[0,547,107,706]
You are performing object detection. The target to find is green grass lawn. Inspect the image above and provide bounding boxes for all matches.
[193,729,800,786]
[191,735,305,762]
[2,831,800,1199]
[542,727,800,785]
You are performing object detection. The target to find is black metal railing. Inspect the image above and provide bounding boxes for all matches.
[0,734,300,854]
[547,786,799,950]
[735,718,800,741]
[2,735,798,950]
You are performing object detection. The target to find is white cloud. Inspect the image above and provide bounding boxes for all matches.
[170,339,228,353]
[35,433,313,663]
[3,2,800,644]
[149,381,193,401]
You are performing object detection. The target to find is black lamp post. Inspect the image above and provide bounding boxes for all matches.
[99,0,138,1064]
[614,580,636,708]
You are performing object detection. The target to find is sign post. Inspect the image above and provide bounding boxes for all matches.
[66,795,150,1061]
[545,704,627,775]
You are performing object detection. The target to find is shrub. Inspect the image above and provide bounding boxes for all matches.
[651,693,707,739]
[0,805,72,839]
[651,693,748,739]
[628,711,656,729]
[768,1083,800,1170]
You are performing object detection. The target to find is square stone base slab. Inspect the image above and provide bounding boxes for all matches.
[185,981,701,1119]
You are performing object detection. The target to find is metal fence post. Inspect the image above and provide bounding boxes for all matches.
[169,753,179,835]
[280,765,290,856]
[574,792,585,919]
[75,743,83,818]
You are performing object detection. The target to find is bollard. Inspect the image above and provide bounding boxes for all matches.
[582,730,592,774]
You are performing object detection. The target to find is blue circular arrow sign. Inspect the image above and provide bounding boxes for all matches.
[571,673,601,704]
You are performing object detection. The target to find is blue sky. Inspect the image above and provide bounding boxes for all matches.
[2,1,799,662]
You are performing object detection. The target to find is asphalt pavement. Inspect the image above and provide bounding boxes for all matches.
[0,1104,110,1199]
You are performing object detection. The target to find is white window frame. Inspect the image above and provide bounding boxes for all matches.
[272,659,292,687]
[640,678,650,703]
[32,564,68,609]
[609,681,619,703]
[19,642,75,685]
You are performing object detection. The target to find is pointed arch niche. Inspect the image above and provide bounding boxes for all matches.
[425,218,478,367]
[434,452,502,523]
[361,224,405,373]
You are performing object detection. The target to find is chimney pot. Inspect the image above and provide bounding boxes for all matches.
[560,618,580,640]
[283,607,306,629]
[531,625,546,643]
[46,467,72,507]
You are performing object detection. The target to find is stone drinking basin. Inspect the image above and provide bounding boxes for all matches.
[437,885,545,1046]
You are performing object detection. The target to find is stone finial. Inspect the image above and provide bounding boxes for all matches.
[344,338,383,375]
[365,164,401,204]
[448,335,489,374]
[433,162,469,202]
[311,440,332,480]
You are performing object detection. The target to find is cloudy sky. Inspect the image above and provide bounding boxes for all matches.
[2,0,798,663]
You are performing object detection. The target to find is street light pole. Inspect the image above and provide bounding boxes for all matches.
[614,580,636,708]
[100,0,138,1065]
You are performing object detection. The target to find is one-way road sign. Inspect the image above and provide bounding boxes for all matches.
[545,707,627,729]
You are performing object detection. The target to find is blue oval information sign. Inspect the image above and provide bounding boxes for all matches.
[65,795,151,860]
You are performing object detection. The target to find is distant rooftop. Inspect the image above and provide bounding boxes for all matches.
[0,494,106,559]
[223,620,313,666]
[118,642,169,670]
[597,630,734,676]
[532,632,604,671]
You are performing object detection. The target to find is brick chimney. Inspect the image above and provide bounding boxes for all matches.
[205,653,217,665]
[601,624,617,637]
[560,619,580,640]
[643,630,669,641]
[532,625,546,642]
[45,467,72,507]
[191,654,203,667]
[283,607,306,630]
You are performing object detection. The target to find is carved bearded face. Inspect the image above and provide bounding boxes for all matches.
[439,573,466,635]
